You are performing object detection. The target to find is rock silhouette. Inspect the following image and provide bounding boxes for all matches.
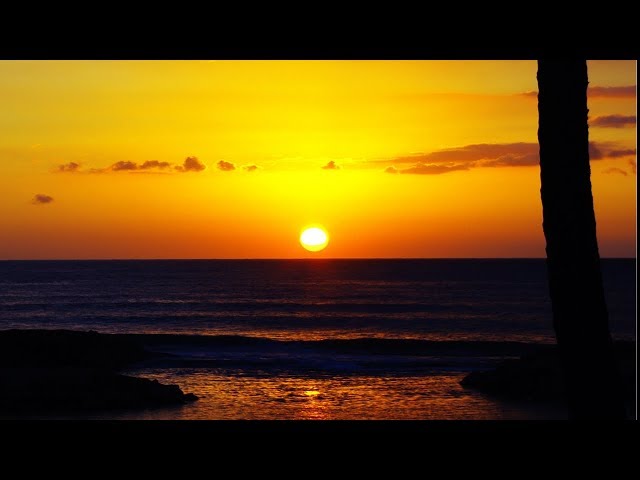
[0,329,197,414]
[460,341,634,407]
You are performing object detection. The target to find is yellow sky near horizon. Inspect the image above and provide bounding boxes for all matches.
[0,60,636,259]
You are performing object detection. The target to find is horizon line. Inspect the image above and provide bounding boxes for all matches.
[0,257,636,261]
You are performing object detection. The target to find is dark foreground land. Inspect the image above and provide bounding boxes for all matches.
[461,341,635,410]
[0,329,634,417]
[0,329,197,414]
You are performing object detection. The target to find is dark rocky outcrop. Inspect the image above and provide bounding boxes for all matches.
[0,368,197,413]
[461,341,635,404]
[0,329,197,414]
[0,329,150,369]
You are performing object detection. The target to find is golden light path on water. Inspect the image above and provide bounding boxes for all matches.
[70,371,567,420]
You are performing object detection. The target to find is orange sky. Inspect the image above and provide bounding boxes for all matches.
[0,60,635,259]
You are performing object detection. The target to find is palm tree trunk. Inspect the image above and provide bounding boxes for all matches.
[537,60,625,419]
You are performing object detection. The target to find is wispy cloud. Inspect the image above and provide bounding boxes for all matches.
[590,115,636,128]
[57,157,207,174]
[379,141,634,175]
[386,142,632,166]
[588,86,636,98]
[386,163,469,175]
[606,148,636,159]
[57,162,80,173]
[388,143,539,165]
[322,160,340,170]
[478,153,540,167]
[586,142,635,160]
[243,164,259,172]
[629,158,637,175]
[602,167,628,176]
[216,160,235,172]
[32,194,54,204]
[520,85,636,99]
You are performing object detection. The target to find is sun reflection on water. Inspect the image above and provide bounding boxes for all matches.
[102,369,567,420]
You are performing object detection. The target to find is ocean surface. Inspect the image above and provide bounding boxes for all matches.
[0,259,635,419]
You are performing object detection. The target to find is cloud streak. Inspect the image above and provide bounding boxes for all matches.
[602,167,628,176]
[32,194,54,204]
[520,85,636,99]
[590,115,636,128]
[389,143,539,165]
[57,162,80,173]
[386,163,470,175]
[387,142,633,166]
[379,141,635,175]
[588,86,636,98]
[57,157,207,174]
[605,148,636,159]
[478,153,540,167]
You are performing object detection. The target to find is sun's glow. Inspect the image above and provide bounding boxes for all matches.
[300,227,329,252]
[0,61,634,259]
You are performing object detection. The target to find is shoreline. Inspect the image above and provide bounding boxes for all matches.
[1,328,634,419]
[0,329,197,415]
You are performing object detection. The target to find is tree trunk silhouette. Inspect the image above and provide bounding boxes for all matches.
[537,60,625,419]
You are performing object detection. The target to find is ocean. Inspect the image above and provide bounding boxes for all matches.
[0,259,635,419]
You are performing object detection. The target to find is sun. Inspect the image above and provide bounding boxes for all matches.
[300,227,329,252]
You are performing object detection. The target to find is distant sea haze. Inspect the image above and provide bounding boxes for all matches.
[0,259,634,420]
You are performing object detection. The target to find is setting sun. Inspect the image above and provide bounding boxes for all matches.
[300,227,329,252]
